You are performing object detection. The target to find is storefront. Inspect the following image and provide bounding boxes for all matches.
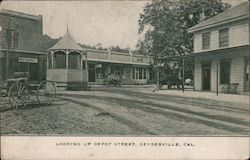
[0,49,45,81]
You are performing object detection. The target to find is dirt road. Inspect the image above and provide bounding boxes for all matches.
[1,86,249,135]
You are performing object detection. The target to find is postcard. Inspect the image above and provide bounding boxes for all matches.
[0,0,249,159]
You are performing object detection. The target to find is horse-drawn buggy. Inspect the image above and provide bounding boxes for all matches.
[103,74,121,87]
[158,74,183,90]
[1,72,56,109]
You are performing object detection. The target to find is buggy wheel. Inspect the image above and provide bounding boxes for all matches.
[37,80,56,104]
[8,81,30,109]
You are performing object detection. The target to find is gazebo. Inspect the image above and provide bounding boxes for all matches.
[46,31,88,90]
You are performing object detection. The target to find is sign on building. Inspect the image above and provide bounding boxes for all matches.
[95,64,102,68]
[18,57,38,63]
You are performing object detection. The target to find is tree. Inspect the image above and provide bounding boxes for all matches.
[138,0,231,59]
[109,45,130,53]
[40,34,60,52]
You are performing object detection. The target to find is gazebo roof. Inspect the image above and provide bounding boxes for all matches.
[48,31,83,51]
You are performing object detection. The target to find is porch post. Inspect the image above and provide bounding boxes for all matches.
[216,57,219,96]
[47,52,49,69]
[51,51,54,69]
[85,53,89,83]
[156,64,159,86]
[80,52,83,69]
[193,55,195,91]
[182,58,185,93]
[66,50,69,69]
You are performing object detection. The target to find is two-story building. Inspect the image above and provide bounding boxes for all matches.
[0,9,44,81]
[188,2,249,93]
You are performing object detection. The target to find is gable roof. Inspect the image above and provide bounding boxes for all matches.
[188,1,249,33]
[48,31,83,51]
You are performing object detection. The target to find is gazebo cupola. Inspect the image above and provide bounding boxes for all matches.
[46,31,88,90]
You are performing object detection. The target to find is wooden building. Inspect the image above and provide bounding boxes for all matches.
[0,9,44,82]
[188,2,249,93]
[86,48,152,85]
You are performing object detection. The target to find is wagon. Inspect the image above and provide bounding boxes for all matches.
[103,74,121,87]
[2,72,56,109]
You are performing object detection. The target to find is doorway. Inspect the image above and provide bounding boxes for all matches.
[29,63,39,81]
[88,63,96,82]
[202,62,211,91]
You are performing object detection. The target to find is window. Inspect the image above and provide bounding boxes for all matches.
[68,52,81,69]
[135,67,139,79]
[0,29,19,49]
[0,28,7,48]
[132,67,147,79]
[219,28,229,47]
[220,60,231,84]
[47,53,52,69]
[11,31,19,48]
[54,52,66,69]
[202,32,210,50]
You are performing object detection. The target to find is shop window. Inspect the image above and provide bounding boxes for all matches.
[202,32,210,50]
[54,51,66,69]
[135,67,139,79]
[220,60,231,84]
[111,66,114,74]
[219,28,229,47]
[132,67,135,79]
[114,66,121,75]
[122,70,126,79]
[143,68,147,79]
[133,67,147,79]
[96,68,102,78]
[82,60,86,70]
[139,67,143,79]
[68,52,81,69]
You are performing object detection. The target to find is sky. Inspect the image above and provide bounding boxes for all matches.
[0,0,247,50]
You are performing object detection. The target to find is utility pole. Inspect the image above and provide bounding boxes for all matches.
[156,62,159,87]
[5,17,10,79]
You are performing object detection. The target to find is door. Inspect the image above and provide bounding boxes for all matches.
[245,58,250,92]
[29,63,39,81]
[88,64,96,82]
[202,63,211,91]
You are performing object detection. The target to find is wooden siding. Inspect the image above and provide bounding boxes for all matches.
[193,22,249,53]
[110,53,130,62]
[194,58,202,90]
[230,57,245,91]
[88,50,108,60]
[194,47,248,92]
[230,23,249,47]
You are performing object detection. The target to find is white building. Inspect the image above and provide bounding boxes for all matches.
[188,2,249,93]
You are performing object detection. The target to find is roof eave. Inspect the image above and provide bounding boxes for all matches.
[46,48,87,53]
[188,14,249,33]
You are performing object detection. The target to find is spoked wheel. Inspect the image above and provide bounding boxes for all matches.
[37,80,56,104]
[8,81,30,109]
